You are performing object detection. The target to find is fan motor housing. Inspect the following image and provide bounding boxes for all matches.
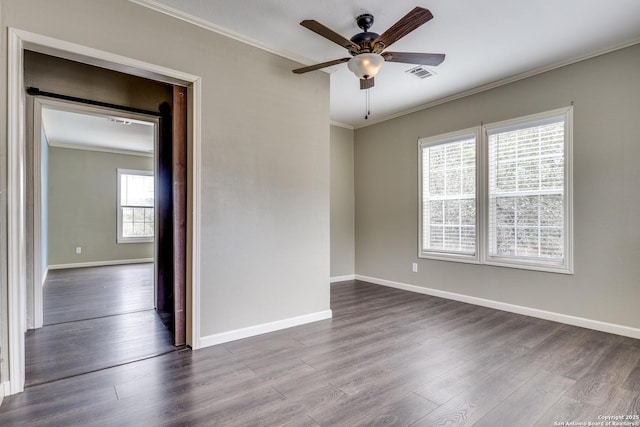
[350,31,380,54]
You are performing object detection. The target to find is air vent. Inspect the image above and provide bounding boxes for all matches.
[108,118,132,125]
[406,66,435,79]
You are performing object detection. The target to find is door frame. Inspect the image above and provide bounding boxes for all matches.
[30,97,161,329]
[6,28,203,395]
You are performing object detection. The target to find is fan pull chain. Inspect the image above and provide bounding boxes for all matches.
[365,88,371,120]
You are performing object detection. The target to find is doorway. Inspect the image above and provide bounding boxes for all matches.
[30,98,162,327]
[6,28,202,395]
[25,99,177,386]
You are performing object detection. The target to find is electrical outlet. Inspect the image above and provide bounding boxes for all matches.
[75,247,82,254]
[412,263,418,273]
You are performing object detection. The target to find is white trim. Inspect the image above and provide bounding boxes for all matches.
[330,121,355,131]
[7,27,27,396]
[7,27,202,395]
[355,275,640,340]
[199,310,333,348]
[189,79,203,350]
[48,258,154,270]
[330,275,355,283]
[355,39,640,130]
[0,381,11,403]
[11,28,197,86]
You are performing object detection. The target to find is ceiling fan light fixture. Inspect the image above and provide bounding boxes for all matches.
[347,53,384,80]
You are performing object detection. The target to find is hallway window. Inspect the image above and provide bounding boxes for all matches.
[117,169,154,243]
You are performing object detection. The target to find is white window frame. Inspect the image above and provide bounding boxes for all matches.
[418,106,573,274]
[117,168,155,244]
[418,127,482,264]
[482,107,573,273]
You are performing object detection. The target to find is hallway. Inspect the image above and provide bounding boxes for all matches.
[25,264,175,387]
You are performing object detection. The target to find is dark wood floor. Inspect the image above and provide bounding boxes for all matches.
[25,264,175,387]
[44,263,155,325]
[3,280,639,425]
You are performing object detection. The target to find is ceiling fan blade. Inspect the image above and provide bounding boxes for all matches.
[382,52,445,66]
[300,20,359,51]
[360,78,375,90]
[292,57,351,74]
[373,7,433,50]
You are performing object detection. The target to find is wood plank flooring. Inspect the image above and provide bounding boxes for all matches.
[44,263,155,325]
[2,280,639,426]
[25,264,175,387]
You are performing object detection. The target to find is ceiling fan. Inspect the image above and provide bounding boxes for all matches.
[293,7,445,90]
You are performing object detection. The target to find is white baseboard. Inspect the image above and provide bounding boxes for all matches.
[42,267,49,286]
[356,275,640,340]
[0,381,10,402]
[199,309,333,348]
[330,274,355,283]
[48,258,154,270]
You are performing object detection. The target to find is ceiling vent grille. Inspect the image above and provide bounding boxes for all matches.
[108,118,132,125]
[406,66,434,79]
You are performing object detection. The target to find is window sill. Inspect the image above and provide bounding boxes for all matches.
[117,238,154,244]
[484,257,573,275]
[419,251,480,264]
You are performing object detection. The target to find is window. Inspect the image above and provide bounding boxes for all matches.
[117,169,154,243]
[419,128,480,262]
[419,107,573,273]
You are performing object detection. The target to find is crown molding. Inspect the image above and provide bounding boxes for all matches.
[330,121,354,130]
[354,37,640,129]
[129,2,639,131]
[128,0,319,70]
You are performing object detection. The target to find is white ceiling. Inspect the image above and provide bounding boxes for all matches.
[141,1,640,128]
[41,107,155,154]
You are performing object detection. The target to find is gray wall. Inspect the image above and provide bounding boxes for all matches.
[0,0,330,387]
[330,125,355,278]
[48,146,154,266]
[355,43,640,330]
[40,127,48,276]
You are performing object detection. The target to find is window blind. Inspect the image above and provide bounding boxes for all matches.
[422,136,476,255]
[487,118,565,261]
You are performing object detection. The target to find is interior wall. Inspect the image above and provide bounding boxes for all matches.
[0,0,330,361]
[330,125,355,278]
[48,146,154,266]
[40,127,48,276]
[354,43,640,330]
